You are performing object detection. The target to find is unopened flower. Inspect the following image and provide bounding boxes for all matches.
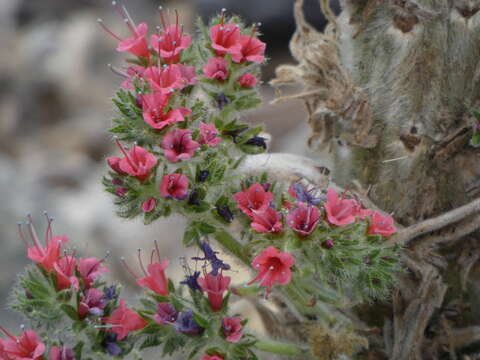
[101,333,121,357]
[286,203,320,237]
[54,255,79,291]
[109,140,157,182]
[233,183,273,218]
[141,92,191,130]
[203,354,224,360]
[197,170,210,183]
[153,303,178,325]
[238,73,257,87]
[216,204,234,223]
[141,197,157,213]
[244,136,267,149]
[78,257,109,288]
[199,122,221,147]
[249,246,295,296]
[324,189,359,226]
[203,57,229,81]
[251,208,283,234]
[367,211,397,237]
[210,24,242,59]
[78,288,106,319]
[161,128,200,163]
[322,239,335,249]
[1,329,45,360]
[103,299,147,340]
[222,317,243,343]
[49,345,75,360]
[173,310,203,334]
[160,173,189,200]
[198,273,230,312]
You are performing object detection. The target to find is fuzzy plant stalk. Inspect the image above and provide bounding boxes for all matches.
[272,0,480,358]
[2,3,403,360]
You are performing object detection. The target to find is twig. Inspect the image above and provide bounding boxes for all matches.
[385,198,480,247]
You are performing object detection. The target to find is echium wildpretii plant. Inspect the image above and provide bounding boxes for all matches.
[3,3,402,360]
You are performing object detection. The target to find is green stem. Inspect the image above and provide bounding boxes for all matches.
[214,229,250,265]
[254,340,303,356]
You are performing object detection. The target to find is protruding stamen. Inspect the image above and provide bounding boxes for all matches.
[108,63,128,78]
[120,257,139,279]
[97,18,123,41]
[0,326,15,340]
[26,217,44,256]
[17,222,29,249]
[154,240,161,263]
[137,249,148,276]
[114,138,138,171]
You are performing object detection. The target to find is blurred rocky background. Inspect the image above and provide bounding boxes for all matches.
[0,0,334,354]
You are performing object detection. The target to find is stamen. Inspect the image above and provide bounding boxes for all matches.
[44,212,54,245]
[0,326,15,340]
[154,240,161,262]
[26,216,44,256]
[107,64,128,78]
[17,222,29,249]
[137,249,148,276]
[97,19,123,41]
[114,138,138,171]
[120,257,139,279]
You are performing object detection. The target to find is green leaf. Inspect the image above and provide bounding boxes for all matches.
[470,132,480,147]
[60,304,79,321]
[192,313,209,328]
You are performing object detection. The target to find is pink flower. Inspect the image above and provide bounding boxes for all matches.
[1,329,45,360]
[238,73,257,87]
[153,303,177,325]
[78,257,109,288]
[161,129,200,163]
[78,288,105,319]
[324,188,359,226]
[248,247,295,296]
[121,66,146,90]
[116,22,150,58]
[198,122,221,147]
[150,21,192,63]
[49,345,75,360]
[141,198,157,212]
[198,273,231,312]
[202,354,224,360]
[103,299,147,340]
[286,203,320,237]
[367,211,397,237]
[210,24,242,58]
[234,34,266,63]
[141,92,191,130]
[53,256,79,291]
[233,184,274,218]
[177,64,197,86]
[137,259,170,296]
[222,317,243,343]
[143,65,185,94]
[159,173,189,200]
[107,156,127,175]
[203,57,229,81]
[251,208,282,234]
[112,140,157,182]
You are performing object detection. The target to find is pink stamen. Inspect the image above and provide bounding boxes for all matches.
[26,217,45,256]
[114,138,138,171]
[120,257,139,279]
[0,326,16,340]
[137,249,148,276]
[108,64,128,78]
[97,19,123,41]
[154,240,161,263]
[17,223,29,249]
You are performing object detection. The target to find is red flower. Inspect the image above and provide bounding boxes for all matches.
[210,24,242,59]
[198,273,231,312]
[233,183,274,218]
[233,33,266,63]
[1,329,45,360]
[53,256,79,291]
[48,345,75,360]
[27,235,68,273]
[199,122,221,147]
[286,203,320,237]
[121,66,146,90]
[203,57,229,81]
[222,317,243,343]
[116,22,150,57]
[78,257,109,288]
[324,188,359,226]
[202,354,224,360]
[143,65,185,94]
[159,173,189,200]
[367,211,397,237]
[141,92,191,130]
[141,197,157,213]
[238,73,257,87]
[248,247,295,296]
[161,129,200,163]
[110,141,157,182]
[177,64,197,86]
[137,259,170,296]
[151,23,192,63]
[103,299,147,340]
[251,208,282,234]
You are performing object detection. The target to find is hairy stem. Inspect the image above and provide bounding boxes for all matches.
[254,339,304,356]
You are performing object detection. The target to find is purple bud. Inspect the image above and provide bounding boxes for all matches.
[173,310,203,335]
[153,303,178,325]
[111,178,123,186]
[322,239,334,249]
